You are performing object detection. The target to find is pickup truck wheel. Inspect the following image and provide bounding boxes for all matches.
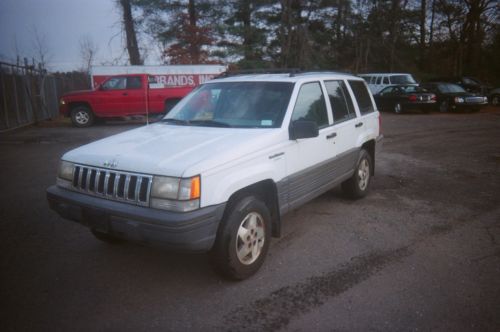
[210,196,271,280]
[341,149,372,199]
[71,106,94,127]
[90,229,123,244]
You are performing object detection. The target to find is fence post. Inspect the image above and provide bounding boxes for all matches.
[12,68,22,126]
[52,77,58,118]
[22,58,33,123]
[0,65,10,128]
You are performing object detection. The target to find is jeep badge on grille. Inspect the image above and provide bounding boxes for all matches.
[103,160,118,168]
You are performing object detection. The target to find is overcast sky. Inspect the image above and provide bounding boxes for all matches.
[0,0,130,71]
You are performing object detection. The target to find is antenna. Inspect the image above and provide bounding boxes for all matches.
[145,75,149,125]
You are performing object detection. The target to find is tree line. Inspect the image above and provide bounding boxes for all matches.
[118,0,499,84]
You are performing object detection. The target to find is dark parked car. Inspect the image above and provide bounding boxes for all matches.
[373,85,436,114]
[420,82,488,112]
[429,76,491,95]
[489,88,500,106]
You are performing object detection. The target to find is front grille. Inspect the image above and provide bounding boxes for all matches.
[465,97,485,104]
[72,165,153,206]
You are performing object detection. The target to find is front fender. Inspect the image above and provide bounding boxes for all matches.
[200,154,284,207]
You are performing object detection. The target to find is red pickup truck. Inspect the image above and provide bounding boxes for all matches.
[59,74,192,127]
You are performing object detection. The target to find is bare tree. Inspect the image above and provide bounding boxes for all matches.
[118,0,142,65]
[31,26,51,70]
[79,35,99,74]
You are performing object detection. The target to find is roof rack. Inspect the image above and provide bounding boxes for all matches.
[217,69,352,78]
[292,70,352,77]
[217,68,301,78]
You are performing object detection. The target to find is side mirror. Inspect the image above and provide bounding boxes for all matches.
[289,120,319,140]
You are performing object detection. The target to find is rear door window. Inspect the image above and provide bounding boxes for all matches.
[291,82,329,129]
[126,76,142,89]
[348,80,375,115]
[383,76,389,84]
[324,80,356,123]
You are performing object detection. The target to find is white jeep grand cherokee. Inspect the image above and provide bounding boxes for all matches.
[47,72,382,280]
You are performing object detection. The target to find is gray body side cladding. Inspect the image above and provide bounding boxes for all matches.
[277,147,360,216]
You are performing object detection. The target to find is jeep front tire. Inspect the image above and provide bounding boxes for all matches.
[210,196,271,280]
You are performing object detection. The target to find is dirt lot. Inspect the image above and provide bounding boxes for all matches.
[1,108,499,331]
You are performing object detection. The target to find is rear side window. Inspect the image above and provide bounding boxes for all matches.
[291,82,329,128]
[349,80,375,114]
[324,80,356,123]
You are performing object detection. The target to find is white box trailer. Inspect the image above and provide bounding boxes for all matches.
[90,65,227,89]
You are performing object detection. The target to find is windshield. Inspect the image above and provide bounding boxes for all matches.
[164,81,294,128]
[390,75,416,85]
[438,84,466,93]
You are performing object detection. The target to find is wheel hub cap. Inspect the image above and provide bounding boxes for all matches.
[75,111,89,124]
[358,159,370,190]
[236,212,265,265]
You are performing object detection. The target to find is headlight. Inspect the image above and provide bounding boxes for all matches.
[151,176,180,199]
[60,99,66,105]
[151,175,200,212]
[454,97,465,103]
[56,160,74,189]
[58,160,74,181]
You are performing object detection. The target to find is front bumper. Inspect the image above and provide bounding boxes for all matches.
[47,185,226,252]
[451,102,487,111]
[404,101,436,110]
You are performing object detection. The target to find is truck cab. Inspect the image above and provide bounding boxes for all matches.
[59,74,192,127]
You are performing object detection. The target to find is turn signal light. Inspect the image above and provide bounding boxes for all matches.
[190,176,200,199]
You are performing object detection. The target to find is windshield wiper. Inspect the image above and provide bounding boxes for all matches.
[159,118,189,125]
[189,120,232,128]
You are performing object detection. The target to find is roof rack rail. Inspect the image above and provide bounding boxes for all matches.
[217,68,302,78]
[217,69,352,78]
[292,70,352,77]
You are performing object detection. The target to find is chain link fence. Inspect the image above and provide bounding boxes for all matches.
[0,61,90,131]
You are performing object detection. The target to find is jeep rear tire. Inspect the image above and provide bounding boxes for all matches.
[342,149,372,199]
[210,196,271,280]
[71,106,94,127]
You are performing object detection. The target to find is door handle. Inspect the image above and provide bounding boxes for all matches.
[326,132,337,139]
[355,122,363,128]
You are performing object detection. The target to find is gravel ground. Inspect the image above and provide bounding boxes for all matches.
[1,108,499,331]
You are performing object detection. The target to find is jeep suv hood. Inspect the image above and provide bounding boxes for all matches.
[62,123,282,177]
